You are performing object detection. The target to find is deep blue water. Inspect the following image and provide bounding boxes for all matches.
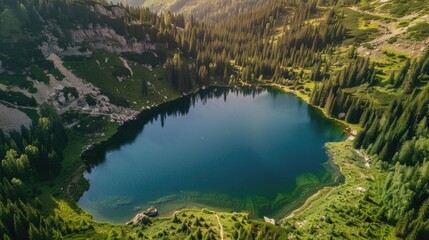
[78,87,346,223]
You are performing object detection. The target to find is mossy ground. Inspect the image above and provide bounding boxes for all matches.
[63,50,180,110]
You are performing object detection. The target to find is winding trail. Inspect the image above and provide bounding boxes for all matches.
[348,6,395,19]
[215,214,224,240]
[280,187,335,223]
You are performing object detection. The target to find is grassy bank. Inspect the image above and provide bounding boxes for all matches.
[281,141,396,239]
[35,80,394,239]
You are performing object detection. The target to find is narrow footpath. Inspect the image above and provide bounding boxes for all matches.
[216,214,224,240]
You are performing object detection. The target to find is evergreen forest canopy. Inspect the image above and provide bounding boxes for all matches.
[0,0,428,239]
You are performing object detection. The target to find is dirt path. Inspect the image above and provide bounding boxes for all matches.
[280,187,334,224]
[348,6,406,45]
[348,6,429,57]
[215,214,224,240]
[355,149,371,168]
[348,6,395,19]
[47,53,94,95]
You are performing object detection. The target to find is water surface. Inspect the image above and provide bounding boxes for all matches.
[79,87,346,223]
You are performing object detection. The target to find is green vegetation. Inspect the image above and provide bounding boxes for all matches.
[0,7,23,41]
[0,89,37,107]
[0,73,37,93]
[64,50,180,109]
[138,0,275,21]
[29,64,50,84]
[282,141,395,239]
[407,22,429,40]
[380,0,429,17]
[133,209,289,239]
[0,0,428,239]
[341,7,379,43]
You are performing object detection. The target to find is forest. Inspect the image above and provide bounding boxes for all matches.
[0,0,428,239]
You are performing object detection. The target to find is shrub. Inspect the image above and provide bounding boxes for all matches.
[0,89,37,106]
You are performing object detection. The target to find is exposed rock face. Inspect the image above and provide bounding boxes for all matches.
[70,26,155,54]
[0,104,32,132]
[143,207,158,217]
[125,207,158,226]
[126,213,151,226]
[263,216,276,225]
[92,4,126,19]
[39,30,92,57]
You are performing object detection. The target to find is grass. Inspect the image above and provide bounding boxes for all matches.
[18,107,39,121]
[407,22,429,40]
[341,7,379,43]
[29,64,50,84]
[49,67,65,81]
[282,141,396,239]
[341,84,399,109]
[63,50,180,110]
[140,209,289,239]
[0,72,37,92]
[0,8,23,42]
[358,19,378,30]
[0,89,37,106]
[398,20,411,28]
[379,0,429,17]
[27,119,122,239]
[33,119,119,203]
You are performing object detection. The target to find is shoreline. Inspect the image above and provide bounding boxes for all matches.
[67,82,355,225]
[267,83,356,222]
[278,142,349,223]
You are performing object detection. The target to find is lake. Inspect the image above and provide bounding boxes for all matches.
[78,87,346,223]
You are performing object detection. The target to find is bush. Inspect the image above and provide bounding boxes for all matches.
[112,65,131,77]
[122,52,162,67]
[63,87,79,100]
[85,94,97,106]
[0,89,37,106]
[407,22,429,40]
[29,64,50,84]
[387,36,398,44]
[0,73,37,92]
[363,43,375,49]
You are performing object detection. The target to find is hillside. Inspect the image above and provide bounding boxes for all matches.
[0,0,428,239]
[111,0,275,21]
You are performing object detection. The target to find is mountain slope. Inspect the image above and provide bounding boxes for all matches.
[0,0,428,239]
[112,0,275,21]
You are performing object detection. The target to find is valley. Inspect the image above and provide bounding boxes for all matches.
[0,0,428,239]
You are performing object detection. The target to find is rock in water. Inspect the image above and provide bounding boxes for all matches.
[143,206,158,217]
[126,207,158,225]
[126,213,151,226]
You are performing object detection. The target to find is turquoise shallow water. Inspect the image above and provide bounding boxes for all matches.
[78,87,346,223]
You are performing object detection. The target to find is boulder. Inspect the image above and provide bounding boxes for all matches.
[263,216,276,225]
[143,207,158,217]
[58,96,67,105]
[126,213,151,226]
[55,85,65,91]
